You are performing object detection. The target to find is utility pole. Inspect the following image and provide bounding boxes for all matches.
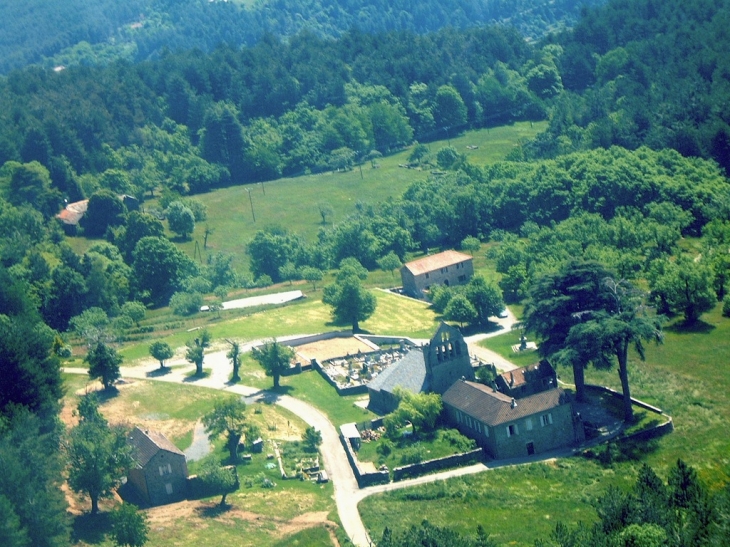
[246,188,256,222]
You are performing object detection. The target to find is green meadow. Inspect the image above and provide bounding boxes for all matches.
[161,121,545,272]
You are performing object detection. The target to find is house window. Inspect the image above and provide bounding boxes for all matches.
[525,418,533,431]
[425,273,430,279]
[456,410,462,423]
[458,275,466,282]
[159,463,172,476]
[507,424,517,437]
[165,483,173,495]
[540,413,553,427]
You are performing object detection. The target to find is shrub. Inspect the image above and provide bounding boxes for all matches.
[376,440,394,459]
[169,291,203,316]
[399,444,426,465]
[440,429,476,452]
[723,295,730,317]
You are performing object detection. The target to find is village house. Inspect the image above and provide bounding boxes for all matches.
[367,322,475,413]
[442,378,584,459]
[495,359,557,398]
[400,250,474,299]
[127,427,188,506]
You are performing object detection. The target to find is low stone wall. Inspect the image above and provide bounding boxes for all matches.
[277,330,353,347]
[584,384,674,442]
[339,427,389,488]
[392,448,484,482]
[356,334,419,348]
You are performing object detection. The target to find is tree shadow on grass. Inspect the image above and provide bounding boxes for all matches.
[146,367,172,378]
[665,319,715,335]
[183,369,212,383]
[71,512,112,545]
[196,502,233,518]
[95,387,120,403]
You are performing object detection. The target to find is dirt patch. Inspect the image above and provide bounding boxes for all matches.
[249,403,305,442]
[295,337,375,363]
[146,500,338,541]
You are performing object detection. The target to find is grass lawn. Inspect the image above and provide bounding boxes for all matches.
[119,289,439,363]
[478,329,541,368]
[359,303,730,544]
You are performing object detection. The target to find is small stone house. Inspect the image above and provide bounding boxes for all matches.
[495,360,557,399]
[127,427,188,506]
[400,250,474,299]
[442,379,583,459]
[367,322,475,413]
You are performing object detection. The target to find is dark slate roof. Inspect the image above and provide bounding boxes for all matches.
[443,380,569,426]
[402,250,472,276]
[367,348,429,395]
[128,426,185,467]
[498,360,555,389]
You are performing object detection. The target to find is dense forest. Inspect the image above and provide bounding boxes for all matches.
[0,0,606,74]
[1,0,730,545]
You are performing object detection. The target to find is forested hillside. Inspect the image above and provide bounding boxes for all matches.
[526,0,730,173]
[0,0,605,74]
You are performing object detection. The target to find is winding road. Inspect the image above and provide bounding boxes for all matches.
[64,313,522,546]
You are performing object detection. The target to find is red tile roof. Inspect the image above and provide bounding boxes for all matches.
[56,200,88,225]
[443,380,568,426]
[402,250,472,276]
[499,360,555,389]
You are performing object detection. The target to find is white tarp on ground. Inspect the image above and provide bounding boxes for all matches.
[201,290,304,312]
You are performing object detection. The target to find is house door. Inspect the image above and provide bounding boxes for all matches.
[526,442,535,455]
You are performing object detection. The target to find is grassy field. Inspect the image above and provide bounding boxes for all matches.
[118,289,439,362]
[360,304,730,544]
[71,121,542,273]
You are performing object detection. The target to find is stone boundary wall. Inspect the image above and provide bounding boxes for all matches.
[339,426,390,488]
[356,334,420,348]
[392,448,484,482]
[584,384,674,442]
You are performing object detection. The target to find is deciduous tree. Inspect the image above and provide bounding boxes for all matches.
[377,251,402,279]
[202,397,249,462]
[86,342,122,390]
[67,396,132,514]
[226,340,241,381]
[148,341,173,369]
[251,339,294,389]
[185,329,211,376]
[322,272,377,332]
[109,503,148,547]
[198,461,238,507]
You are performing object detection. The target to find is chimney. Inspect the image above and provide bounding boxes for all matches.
[509,372,514,387]
[510,398,517,409]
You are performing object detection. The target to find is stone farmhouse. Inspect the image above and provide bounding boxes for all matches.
[367,322,475,413]
[127,427,188,506]
[442,362,584,459]
[400,250,474,299]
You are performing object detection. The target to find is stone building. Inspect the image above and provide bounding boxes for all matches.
[442,379,584,459]
[367,322,475,413]
[127,427,188,506]
[400,250,473,299]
